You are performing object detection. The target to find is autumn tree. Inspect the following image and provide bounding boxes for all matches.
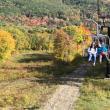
[0,30,15,60]
[2,26,30,50]
[63,25,92,54]
[54,30,76,62]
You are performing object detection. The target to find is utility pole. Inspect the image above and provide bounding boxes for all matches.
[97,0,100,23]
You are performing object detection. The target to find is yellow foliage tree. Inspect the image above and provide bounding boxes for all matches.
[0,30,15,60]
[2,26,30,50]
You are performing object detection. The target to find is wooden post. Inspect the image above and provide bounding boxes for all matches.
[106,27,110,78]
[106,61,110,78]
[108,27,110,37]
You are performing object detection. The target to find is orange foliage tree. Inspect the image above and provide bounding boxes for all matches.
[54,30,77,62]
[79,24,92,46]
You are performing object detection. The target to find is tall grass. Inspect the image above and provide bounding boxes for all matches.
[75,61,110,110]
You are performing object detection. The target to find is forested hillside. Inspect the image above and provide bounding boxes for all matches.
[0,0,110,19]
[0,0,77,17]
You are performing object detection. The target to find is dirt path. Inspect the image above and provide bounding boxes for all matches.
[40,63,88,110]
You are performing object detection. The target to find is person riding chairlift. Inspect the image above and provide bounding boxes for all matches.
[99,42,108,64]
[88,42,97,66]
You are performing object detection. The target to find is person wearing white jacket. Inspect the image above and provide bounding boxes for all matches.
[88,43,97,66]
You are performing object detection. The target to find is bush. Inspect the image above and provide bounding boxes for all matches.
[2,26,30,50]
[0,30,15,60]
[29,31,54,51]
[54,30,76,62]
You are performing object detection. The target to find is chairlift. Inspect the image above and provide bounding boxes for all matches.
[92,25,110,78]
[93,34,110,46]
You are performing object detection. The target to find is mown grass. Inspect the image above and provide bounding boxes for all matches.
[0,51,81,109]
[75,60,110,110]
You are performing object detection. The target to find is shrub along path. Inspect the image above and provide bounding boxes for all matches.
[40,63,88,110]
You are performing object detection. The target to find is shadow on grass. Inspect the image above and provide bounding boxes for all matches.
[24,106,39,110]
[22,53,86,87]
[1,52,87,86]
[86,61,107,79]
[18,53,53,63]
[17,53,109,80]
[32,53,82,73]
